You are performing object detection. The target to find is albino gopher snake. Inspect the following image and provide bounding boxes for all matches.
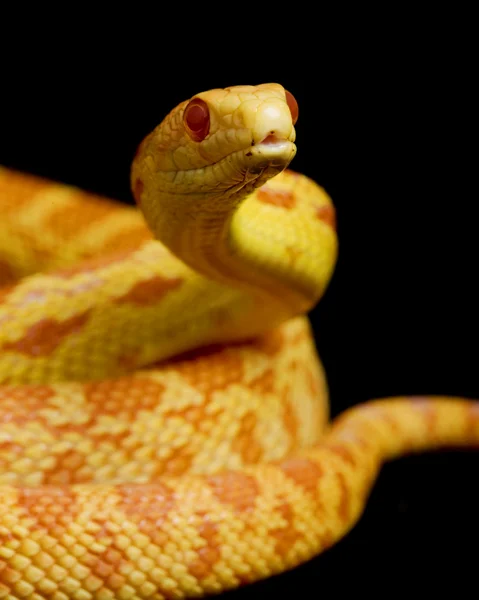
[0,83,477,599]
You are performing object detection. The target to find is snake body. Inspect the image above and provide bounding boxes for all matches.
[0,84,477,599]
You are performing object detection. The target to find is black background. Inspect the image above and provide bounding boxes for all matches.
[1,15,477,598]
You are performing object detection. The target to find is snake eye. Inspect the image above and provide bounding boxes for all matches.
[184,98,210,142]
[285,90,299,125]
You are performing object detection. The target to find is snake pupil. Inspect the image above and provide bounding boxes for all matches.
[184,98,210,142]
[285,90,299,125]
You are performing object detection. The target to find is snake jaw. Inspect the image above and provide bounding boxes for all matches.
[245,139,297,174]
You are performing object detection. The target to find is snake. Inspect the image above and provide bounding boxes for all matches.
[0,83,477,599]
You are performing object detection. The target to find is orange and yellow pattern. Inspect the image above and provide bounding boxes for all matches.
[0,83,477,599]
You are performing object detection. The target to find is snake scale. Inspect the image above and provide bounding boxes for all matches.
[0,83,477,599]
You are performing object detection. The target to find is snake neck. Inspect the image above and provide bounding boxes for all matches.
[133,159,338,321]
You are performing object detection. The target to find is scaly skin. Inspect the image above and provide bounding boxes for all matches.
[0,84,477,599]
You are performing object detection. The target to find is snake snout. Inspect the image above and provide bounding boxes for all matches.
[248,98,295,148]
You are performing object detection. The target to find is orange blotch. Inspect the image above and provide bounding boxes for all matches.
[411,399,439,436]
[0,385,56,424]
[257,187,296,209]
[101,225,152,254]
[330,420,371,453]
[279,457,324,495]
[115,275,183,306]
[152,443,194,478]
[324,443,358,468]
[231,412,263,464]
[315,204,336,229]
[207,471,260,513]
[350,405,403,442]
[84,376,165,419]
[270,501,302,557]
[78,547,133,592]
[41,449,88,485]
[116,482,176,546]
[188,516,221,580]
[133,178,144,206]
[2,311,90,357]
[16,487,81,536]
[163,402,224,435]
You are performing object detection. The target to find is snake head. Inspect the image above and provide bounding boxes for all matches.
[132,83,298,199]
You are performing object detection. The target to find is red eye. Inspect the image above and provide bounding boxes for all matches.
[184,98,210,142]
[285,89,299,125]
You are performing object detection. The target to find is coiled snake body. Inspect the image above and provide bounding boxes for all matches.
[0,84,477,599]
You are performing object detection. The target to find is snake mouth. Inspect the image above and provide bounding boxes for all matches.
[258,133,290,145]
[245,138,296,173]
[159,137,296,195]
[219,139,296,197]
